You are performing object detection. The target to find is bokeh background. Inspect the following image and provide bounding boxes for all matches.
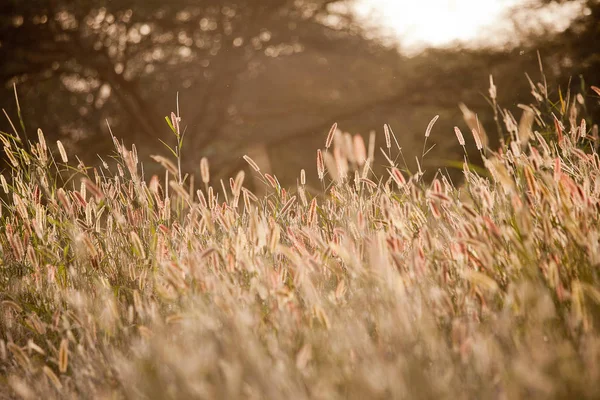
[1,0,598,188]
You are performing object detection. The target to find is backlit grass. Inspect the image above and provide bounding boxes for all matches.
[1,79,600,399]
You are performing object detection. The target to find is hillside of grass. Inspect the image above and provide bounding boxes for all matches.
[1,79,600,399]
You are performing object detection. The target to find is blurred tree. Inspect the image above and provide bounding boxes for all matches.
[0,0,385,173]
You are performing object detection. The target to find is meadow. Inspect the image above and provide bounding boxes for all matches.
[1,77,600,399]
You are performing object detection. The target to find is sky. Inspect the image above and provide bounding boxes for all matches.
[355,0,582,52]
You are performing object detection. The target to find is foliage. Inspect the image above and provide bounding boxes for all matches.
[0,0,405,175]
[1,73,600,399]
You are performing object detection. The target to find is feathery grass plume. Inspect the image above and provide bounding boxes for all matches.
[510,141,521,157]
[122,147,138,180]
[82,178,104,200]
[343,132,355,164]
[13,193,28,220]
[200,157,210,184]
[151,155,178,176]
[432,178,442,193]
[241,187,258,203]
[553,114,565,145]
[384,124,391,149]
[229,177,235,194]
[19,148,30,166]
[131,143,139,165]
[56,187,72,213]
[325,122,337,149]
[295,343,313,370]
[272,175,282,190]
[0,133,10,148]
[149,175,161,195]
[316,149,325,180]
[323,151,339,182]
[425,115,439,138]
[58,339,68,374]
[307,197,317,225]
[489,74,497,100]
[360,177,377,190]
[130,231,146,259]
[243,155,260,172]
[388,123,402,151]
[454,126,466,146]
[429,191,451,204]
[472,129,483,151]
[353,134,367,166]
[518,107,535,145]
[333,146,348,181]
[264,173,278,189]
[268,224,280,253]
[4,146,18,167]
[196,190,207,208]
[580,118,587,139]
[529,146,542,171]
[0,174,8,194]
[298,185,308,207]
[389,167,406,188]
[220,179,229,204]
[279,196,296,217]
[56,140,68,163]
[553,157,562,182]
[170,112,181,136]
[8,232,24,261]
[415,156,423,177]
[368,130,376,161]
[232,170,245,197]
[459,103,489,149]
[534,131,551,156]
[43,366,62,391]
[380,148,395,167]
[205,185,214,208]
[524,165,538,197]
[36,128,46,152]
[170,180,191,203]
[361,157,371,180]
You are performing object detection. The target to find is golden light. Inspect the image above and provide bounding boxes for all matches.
[355,0,583,52]
[356,0,520,49]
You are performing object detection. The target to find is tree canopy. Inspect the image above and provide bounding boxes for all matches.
[1,0,394,172]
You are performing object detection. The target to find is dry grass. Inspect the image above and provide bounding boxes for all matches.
[1,75,600,400]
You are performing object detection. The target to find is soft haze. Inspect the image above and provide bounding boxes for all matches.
[357,0,582,51]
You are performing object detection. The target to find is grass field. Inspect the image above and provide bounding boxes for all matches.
[1,79,600,399]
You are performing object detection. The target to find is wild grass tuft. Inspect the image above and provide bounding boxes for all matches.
[1,75,600,399]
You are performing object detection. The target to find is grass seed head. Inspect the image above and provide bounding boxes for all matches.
[317,149,325,181]
[56,140,68,163]
[454,126,466,146]
[200,157,210,184]
[325,122,338,149]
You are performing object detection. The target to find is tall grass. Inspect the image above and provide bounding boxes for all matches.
[1,76,600,399]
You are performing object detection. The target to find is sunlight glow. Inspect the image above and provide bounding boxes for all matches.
[356,0,586,53]
[356,0,520,49]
